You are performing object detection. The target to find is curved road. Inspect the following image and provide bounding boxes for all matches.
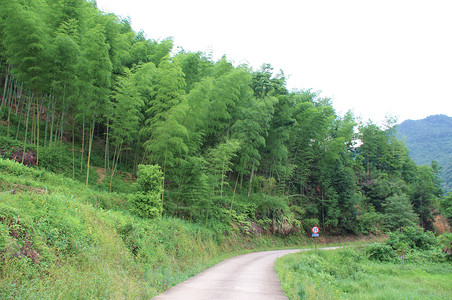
[153,247,341,300]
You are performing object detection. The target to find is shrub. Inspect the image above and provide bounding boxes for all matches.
[404,248,448,263]
[355,205,382,235]
[386,225,437,251]
[129,164,163,219]
[39,146,73,173]
[440,193,452,224]
[129,191,162,219]
[303,218,320,234]
[382,193,418,230]
[366,243,396,262]
[136,164,163,194]
[438,232,452,261]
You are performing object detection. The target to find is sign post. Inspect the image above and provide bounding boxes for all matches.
[312,226,319,253]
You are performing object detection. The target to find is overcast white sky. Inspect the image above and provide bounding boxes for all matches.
[95,0,452,124]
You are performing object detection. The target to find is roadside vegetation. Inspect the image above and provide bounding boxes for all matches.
[0,157,314,298]
[276,227,452,299]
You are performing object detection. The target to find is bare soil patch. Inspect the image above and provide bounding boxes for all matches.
[434,214,451,234]
[95,167,106,184]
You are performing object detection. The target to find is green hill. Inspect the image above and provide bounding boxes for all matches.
[397,115,452,192]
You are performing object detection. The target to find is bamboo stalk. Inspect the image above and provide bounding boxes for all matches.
[85,118,94,186]
[109,145,118,192]
[72,121,75,180]
[36,93,40,165]
[6,78,15,138]
[53,113,59,145]
[80,114,85,172]
[59,109,65,146]
[109,144,122,192]
[247,162,255,197]
[1,65,10,108]
[44,98,50,146]
[15,106,22,140]
[31,99,35,145]
[229,175,239,219]
[104,119,110,172]
[21,94,32,164]
[49,99,55,146]
[15,82,23,115]
[59,83,66,147]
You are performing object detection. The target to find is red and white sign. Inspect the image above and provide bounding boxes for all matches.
[312,226,319,234]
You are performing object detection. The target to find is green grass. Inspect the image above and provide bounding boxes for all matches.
[0,158,387,299]
[0,157,312,298]
[275,248,452,300]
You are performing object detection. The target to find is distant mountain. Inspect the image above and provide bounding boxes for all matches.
[397,114,452,193]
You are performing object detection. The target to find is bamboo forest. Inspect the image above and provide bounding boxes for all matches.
[0,0,447,236]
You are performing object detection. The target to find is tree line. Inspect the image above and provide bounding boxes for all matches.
[0,0,444,234]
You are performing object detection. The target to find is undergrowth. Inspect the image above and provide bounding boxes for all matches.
[0,158,310,298]
[276,245,452,299]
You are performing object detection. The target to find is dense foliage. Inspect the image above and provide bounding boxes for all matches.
[129,164,164,218]
[0,157,216,298]
[0,158,308,298]
[397,114,452,193]
[0,0,448,236]
[366,225,445,263]
[275,244,452,300]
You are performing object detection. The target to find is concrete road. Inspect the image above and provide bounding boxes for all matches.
[152,249,301,300]
[153,247,343,300]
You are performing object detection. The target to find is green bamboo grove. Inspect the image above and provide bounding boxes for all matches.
[0,0,444,234]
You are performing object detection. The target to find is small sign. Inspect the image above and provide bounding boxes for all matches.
[312,226,319,234]
[312,233,319,237]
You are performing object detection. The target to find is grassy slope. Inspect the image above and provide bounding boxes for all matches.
[0,158,313,298]
[275,247,452,300]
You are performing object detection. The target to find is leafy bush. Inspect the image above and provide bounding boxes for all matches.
[356,205,382,235]
[366,243,396,262]
[382,193,419,230]
[136,164,163,193]
[129,191,162,219]
[386,225,438,251]
[440,193,452,224]
[129,164,163,219]
[366,225,442,263]
[38,146,73,173]
[303,218,319,234]
[438,232,452,261]
[404,247,447,263]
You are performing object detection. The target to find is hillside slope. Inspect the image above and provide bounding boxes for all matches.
[397,114,452,192]
[0,158,310,299]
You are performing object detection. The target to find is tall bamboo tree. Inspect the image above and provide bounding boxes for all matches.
[79,23,112,185]
[108,69,144,191]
